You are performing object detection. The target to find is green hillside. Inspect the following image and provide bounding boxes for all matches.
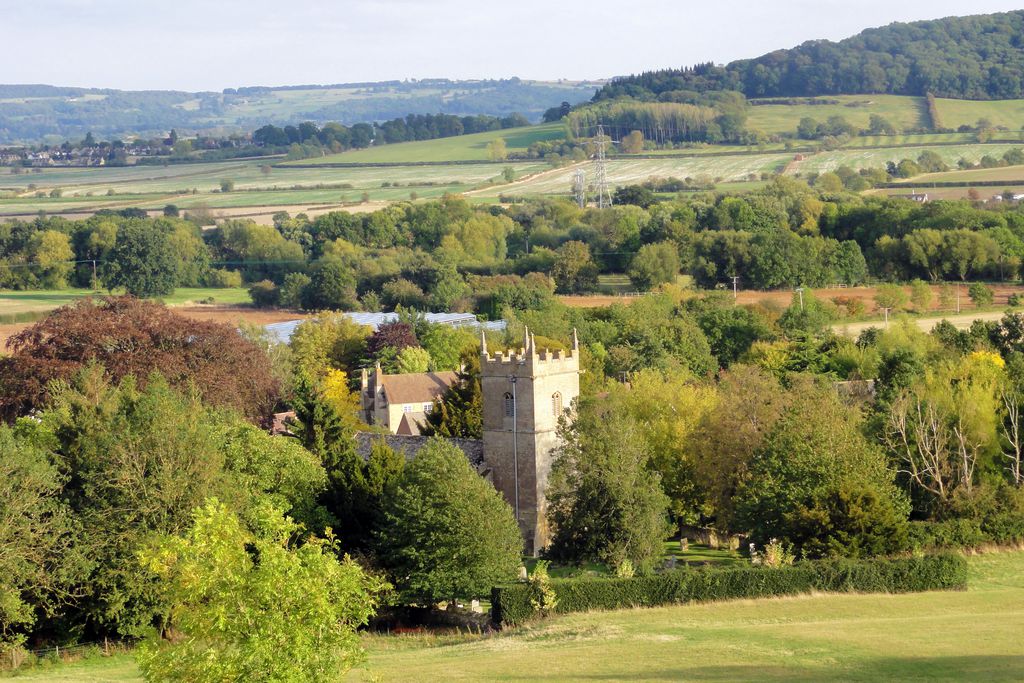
[284,123,567,165]
[596,11,1024,101]
[747,95,928,135]
[935,97,1024,131]
[0,81,598,143]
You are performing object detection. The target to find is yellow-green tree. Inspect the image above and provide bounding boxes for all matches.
[486,137,508,161]
[138,500,383,682]
[29,229,74,288]
[614,368,718,523]
[884,352,1004,507]
[620,130,644,154]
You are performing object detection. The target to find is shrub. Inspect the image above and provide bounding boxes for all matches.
[491,554,967,627]
[873,283,908,311]
[832,296,866,318]
[969,282,994,307]
[909,513,1024,550]
[248,280,280,308]
[205,268,244,288]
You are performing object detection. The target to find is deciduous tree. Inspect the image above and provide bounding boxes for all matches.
[138,500,382,682]
[547,398,672,573]
[375,439,521,603]
[0,297,280,425]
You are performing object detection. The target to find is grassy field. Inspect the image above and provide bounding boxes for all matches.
[935,97,1024,131]
[5,98,1024,218]
[496,155,790,197]
[747,94,928,135]
[0,159,547,216]
[871,186,995,200]
[792,143,1024,176]
[11,551,1024,682]
[0,288,251,315]
[488,143,1024,199]
[746,94,1024,138]
[891,164,1024,184]
[285,124,567,164]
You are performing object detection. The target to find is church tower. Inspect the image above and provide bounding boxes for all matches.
[481,327,580,555]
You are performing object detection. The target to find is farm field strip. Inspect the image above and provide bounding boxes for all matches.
[871,186,1005,200]
[287,123,568,164]
[6,123,1024,215]
[3,160,546,196]
[892,164,1024,184]
[496,155,791,195]
[791,143,1024,175]
[0,160,549,215]
[0,159,278,190]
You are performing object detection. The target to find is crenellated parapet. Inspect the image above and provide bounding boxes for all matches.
[480,326,579,375]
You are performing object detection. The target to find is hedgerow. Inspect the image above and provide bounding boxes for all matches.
[491,554,966,627]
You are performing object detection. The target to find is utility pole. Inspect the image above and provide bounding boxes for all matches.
[796,287,805,311]
[881,307,892,329]
[91,259,97,291]
[594,124,612,209]
[731,276,739,303]
[572,167,586,208]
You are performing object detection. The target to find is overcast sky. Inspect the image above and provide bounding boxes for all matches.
[6,1,1024,91]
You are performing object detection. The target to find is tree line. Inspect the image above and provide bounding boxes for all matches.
[252,112,531,159]
[594,11,1024,101]
[6,277,1024,673]
[7,182,1024,312]
[0,298,523,678]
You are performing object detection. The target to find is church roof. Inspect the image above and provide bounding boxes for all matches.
[353,432,485,469]
[380,371,458,405]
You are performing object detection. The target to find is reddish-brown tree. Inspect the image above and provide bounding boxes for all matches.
[366,321,418,358]
[0,297,280,424]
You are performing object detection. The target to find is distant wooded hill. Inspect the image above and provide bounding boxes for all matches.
[0,78,599,144]
[596,11,1024,102]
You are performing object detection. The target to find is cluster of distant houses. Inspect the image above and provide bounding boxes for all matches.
[893,191,1024,204]
[0,130,257,168]
[0,145,156,168]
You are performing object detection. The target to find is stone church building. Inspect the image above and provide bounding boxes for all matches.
[357,327,580,554]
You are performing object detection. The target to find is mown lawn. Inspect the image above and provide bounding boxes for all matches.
[11,551,1024,682]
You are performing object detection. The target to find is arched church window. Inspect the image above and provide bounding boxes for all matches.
[552,392,563,416]
[504,392,515,417]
